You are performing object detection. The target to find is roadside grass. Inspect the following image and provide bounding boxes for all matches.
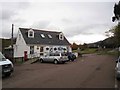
[15,60,24,64]
[14,57,39,64]
[80,48,97,54]
[73,48,97,54]
[97,49,119,56]
[73,48,119,57]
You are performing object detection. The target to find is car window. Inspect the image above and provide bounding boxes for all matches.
[0,52,6,61]
[49,53,54,56]
[54,53,60,56]
[49,53,60,56]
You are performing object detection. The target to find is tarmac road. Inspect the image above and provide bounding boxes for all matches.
[2,54,116,88]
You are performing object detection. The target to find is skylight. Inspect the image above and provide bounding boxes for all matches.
[41,34,45,38]
[48,34,52,38]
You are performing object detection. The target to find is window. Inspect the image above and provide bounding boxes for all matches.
[0,52,6,61]
[46,48,49,50]
[58,47,62,51]
[41,34,45,38]
[30,46,34,54]
[48,34,52,38]
[40,47,44,52]
[54,48,57,51]
[54,53,60,56]
[50,48,53,52]
[29,31,33,36]
[40,53,44,55]
[61,53,67,56]
[50,53,54,56]
[40,47,44,56]
[37,46,39,50]
[59,33,64,40]
[49,53,59,56]
[28,29,34,38]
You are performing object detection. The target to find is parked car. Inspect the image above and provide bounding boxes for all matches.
[0,52,14,77]
[39,52,69,64]
[115,56,120,80]
[67,52,76,61]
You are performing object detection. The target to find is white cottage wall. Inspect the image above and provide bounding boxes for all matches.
[14,30,29,58]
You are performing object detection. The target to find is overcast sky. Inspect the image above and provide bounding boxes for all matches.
[0,0,119,44]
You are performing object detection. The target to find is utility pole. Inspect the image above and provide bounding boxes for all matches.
[11,24,14,63]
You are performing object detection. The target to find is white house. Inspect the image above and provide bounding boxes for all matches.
[14,28,72,59]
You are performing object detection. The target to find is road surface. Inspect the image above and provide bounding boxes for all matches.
[3,54,116,88]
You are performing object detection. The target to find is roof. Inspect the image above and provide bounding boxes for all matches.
[19,28,70,45]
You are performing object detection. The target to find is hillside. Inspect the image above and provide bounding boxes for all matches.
[0,38,16,52]
[88,37,116,48]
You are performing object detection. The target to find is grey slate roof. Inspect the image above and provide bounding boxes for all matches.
[19,28,70,45]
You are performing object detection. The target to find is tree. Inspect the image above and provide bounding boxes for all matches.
[114,25,120,47]
[105,24,120,48]
[112,1,120,22]
[71,43,78,50]
[112,1,120,47]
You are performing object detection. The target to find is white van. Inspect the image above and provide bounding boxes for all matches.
[0,52,14,77]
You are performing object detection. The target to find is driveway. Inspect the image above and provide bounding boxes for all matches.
[2,54,116,88]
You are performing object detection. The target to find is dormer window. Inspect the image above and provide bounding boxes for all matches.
[29,31,33,36]
[28,29,34,38]
[59,33,64,40]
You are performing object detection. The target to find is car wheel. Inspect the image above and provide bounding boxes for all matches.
[54,60,58,64]
[5,73,11,77]
[62,61,65,64]
[40,59,43,63]
[117,77,120,80]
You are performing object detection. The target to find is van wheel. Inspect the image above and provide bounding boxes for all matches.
[116,76,120,80]
[54,60,58,64]
[5,73,11,77]
[40,59,43,63]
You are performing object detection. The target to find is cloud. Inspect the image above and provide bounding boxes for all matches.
[1,2,30,21]
[31,20,51,29]
[1,2,30,38]
[61,18,74,24]
[68,34,107,44]
[0,0,118,2]
[1,9,17,20]
[0,1,118,44]
[62,22,111,38]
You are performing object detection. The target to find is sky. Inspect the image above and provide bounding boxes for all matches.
[0,0,119,44]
